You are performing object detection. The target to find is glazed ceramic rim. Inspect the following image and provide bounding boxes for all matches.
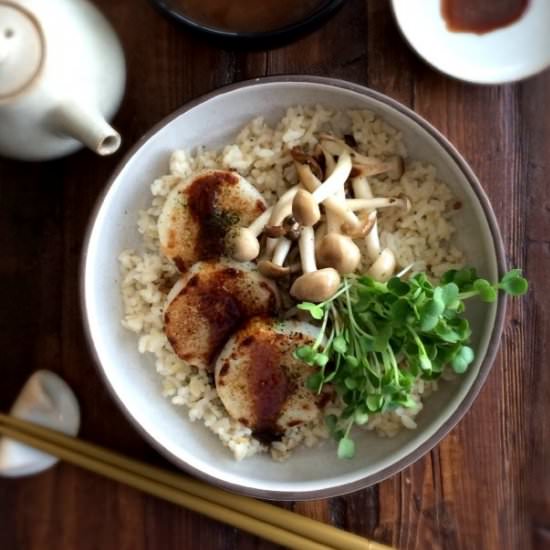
[81,76,507,500]
[149,0,345,44]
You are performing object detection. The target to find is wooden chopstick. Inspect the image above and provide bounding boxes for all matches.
[0,415,393,550]
[0,423,331,550]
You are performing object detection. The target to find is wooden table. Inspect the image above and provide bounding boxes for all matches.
[1,1,548,548]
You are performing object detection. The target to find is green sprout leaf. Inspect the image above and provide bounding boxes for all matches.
[440,283,459,306]
[499,269,529,296]
[333,335,347,354]
[305,372,324,392]
[419,298,445,331]
[294,345,315,363]
[388,277,410,296]
[366,394,383,412]
[451,346,474,373]
[473,279,498,303]
[337,437,356,459]
[293,266,528,460]
[314,353,329,367]
[297,302,325,320]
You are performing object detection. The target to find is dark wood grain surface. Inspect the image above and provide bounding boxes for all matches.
[1,1,548,549]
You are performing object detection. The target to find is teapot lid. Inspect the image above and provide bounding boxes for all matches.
[0,2,44,101]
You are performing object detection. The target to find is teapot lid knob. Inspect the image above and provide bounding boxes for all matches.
[0,2,44,102]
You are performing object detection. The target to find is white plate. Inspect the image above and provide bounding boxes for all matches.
[82,77,506,499]
[392,0,550,84]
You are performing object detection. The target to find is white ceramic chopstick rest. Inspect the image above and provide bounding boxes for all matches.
[0,370,80,477]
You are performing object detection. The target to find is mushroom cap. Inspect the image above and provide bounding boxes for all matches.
[226,227,260,262]
[258,259,291,279]
[316,234,361,275]
[264,225,286,238]
[292,189,321,227]
[290,268,341,303]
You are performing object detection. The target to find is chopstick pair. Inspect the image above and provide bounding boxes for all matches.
[0,414,392,550]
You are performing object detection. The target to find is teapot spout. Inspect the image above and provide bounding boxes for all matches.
[51,102,121,156]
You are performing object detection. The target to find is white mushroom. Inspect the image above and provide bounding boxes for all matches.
[294,163,359,228]
[351,167,381,262]
[258,237,293,278]
[294,160,374,237]
[320,144,337,176]
[264,185,301,252]
[226,206,274,262]
[291,151,352,228]
[316,159,361,275]
[310,151,352,203]
[345,195,411,212]
[320,134,404,180]
[367,248,396,282]
[350,157,400,282]
[290,226,341,303]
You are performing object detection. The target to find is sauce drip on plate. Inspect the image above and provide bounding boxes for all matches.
[441,0,530,34]
[172,0,324,33]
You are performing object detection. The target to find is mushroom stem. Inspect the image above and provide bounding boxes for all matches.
[326,167,346,232]
[299,226,317,274]
[269,186,301,224]
[248,206,274,236]
[351,171,381,261]
[345,195,411,211]
[367,248,396,282]
[352,174,373,199]
[320,134,404,180]
[310,152,352,204]
[273,238,292,265]
[264,185,301,254]
[321,145,337,177]
[258,237,292,278]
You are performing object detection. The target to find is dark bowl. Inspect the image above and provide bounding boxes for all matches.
[149,0,346,47]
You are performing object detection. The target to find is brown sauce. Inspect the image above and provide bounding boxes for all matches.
[186,172,238,262]
[200,290,244,363]
[173,0,324,33]
[441,0,530,34]
[247,335,288,437]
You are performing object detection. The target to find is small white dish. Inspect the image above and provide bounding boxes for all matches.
[0,370,80,478]
[392,0,550,84]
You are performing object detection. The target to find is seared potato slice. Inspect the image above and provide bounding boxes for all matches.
[215,317,324,439]
[164,261,280,370]
[158,170,267,271]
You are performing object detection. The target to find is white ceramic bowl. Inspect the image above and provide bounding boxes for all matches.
[392,0,550,84]
[82,76,506,500]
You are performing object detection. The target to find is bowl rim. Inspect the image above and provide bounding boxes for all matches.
[148,0,345,44]
[81,75,507,500]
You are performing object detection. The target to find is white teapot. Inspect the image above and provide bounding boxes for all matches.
[0,0,125,160]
